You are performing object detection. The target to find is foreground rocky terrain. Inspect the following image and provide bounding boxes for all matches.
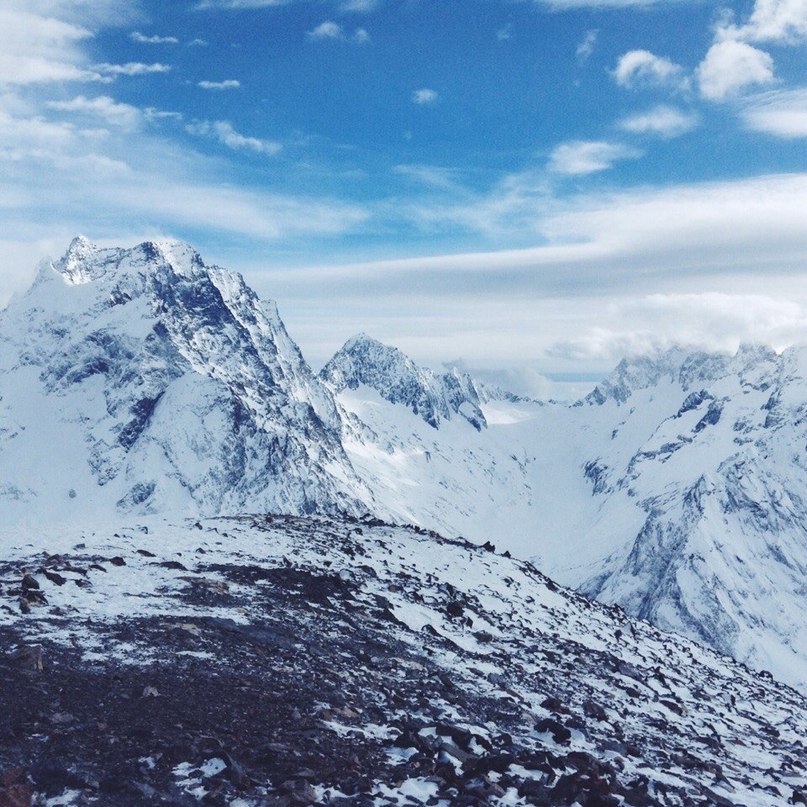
[1,515,805,806]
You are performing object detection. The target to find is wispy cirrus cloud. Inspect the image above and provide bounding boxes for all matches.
[0,7,96,86]
[536,0,687,7]
[253,171,807,367]
[195,0,290,8]
[130,31,179,44]
[47,95,142,129]
[576,29,598,63]
[618,105,698,138]
[186,119,282,155]
[96,61,171,76]
[198,79,240,90]
[742,88,807,136]
[548,140,641,175]
[195,0,379,7]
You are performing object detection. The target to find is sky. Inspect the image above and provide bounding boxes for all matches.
[3,0,807,394]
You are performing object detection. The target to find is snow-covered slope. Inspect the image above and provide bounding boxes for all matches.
[0,237,370,523]
[574,345,807,692]
[1,515,805,806]
[324,338,807,692]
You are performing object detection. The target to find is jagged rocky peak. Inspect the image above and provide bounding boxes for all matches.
[48,236,209,287]
[585,343,784,405]
[321,333,487,430]
[0,237,366,520]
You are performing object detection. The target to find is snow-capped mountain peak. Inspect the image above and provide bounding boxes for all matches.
[320,333,487,430]
[0,238,370,522]
[585,343,783,406]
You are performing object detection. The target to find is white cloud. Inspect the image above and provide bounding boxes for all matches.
[538,0,689,6]
[130,31,178,44]
[195,0,289,7]
[741,87,807,136]
[393,164,463,191]
[198,79,240,90]
[576,29,598,63]
[96,61,171,76]
[195,0,379,7]
[306,21,369,43]
[186,119,282,155]
[0,8,98,86]
[249,171,807,368]
[697,40,774,100]
[618,105,698,137]
[412,88,438,105]
[143,107,183,121]
[613,50,686,89]
[546,293,807,362]
[340,0,378,11]
[0,0,376,325]
[22,0,145,27]
[548,140,641,175]
[721,0,807,44]
[497,23,513,41]
[47,95,141,129]
[307,21,344,40]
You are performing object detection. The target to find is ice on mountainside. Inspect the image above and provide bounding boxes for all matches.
[325,338,807,693]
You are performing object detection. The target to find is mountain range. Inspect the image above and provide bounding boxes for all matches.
[1,237,805,697]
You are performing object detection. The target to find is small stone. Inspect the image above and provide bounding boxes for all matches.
[10,644,43,672]
[42,569,67,586]
[534,717,572,744]
[281,779,317,806]
[109,557,126,567]
[159,560,188,571]
[583,699,608,721]
[0,767,33,807]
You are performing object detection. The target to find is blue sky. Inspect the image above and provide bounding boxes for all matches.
[3,0,807,390]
